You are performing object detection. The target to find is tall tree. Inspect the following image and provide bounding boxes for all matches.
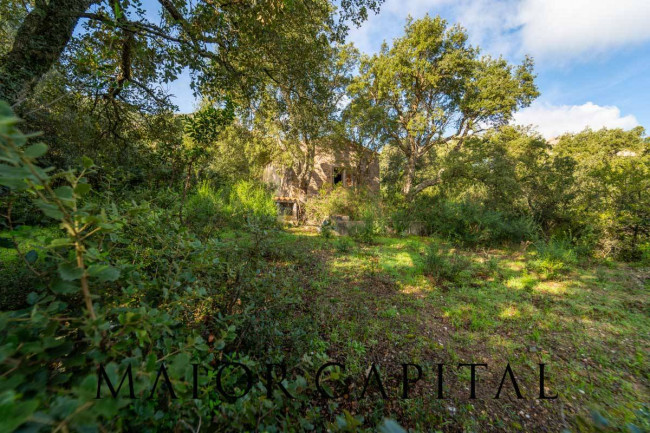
[0,0,383,109]
[554,127,650,258]
[349,15,538,199]
[255,43,353,200]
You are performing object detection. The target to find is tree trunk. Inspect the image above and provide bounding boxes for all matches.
[0,0,96,106]
[403,153,416,197]
[297,141,316,196]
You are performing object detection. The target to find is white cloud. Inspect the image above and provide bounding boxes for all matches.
[347,0,650,63]
[453,0,519,55]
[513,101,639,138]
[516,0,650,62]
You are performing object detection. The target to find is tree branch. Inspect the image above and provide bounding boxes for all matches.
[408,168,445,198]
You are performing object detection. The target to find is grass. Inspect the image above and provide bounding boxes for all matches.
[276,229,649,431]
[2,226,648,431]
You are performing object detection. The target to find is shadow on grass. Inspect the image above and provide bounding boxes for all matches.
[286,231,649,431]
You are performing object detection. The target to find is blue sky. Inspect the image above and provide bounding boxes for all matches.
[168,0,650,138]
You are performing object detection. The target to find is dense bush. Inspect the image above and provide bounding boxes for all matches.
[554,128,649,261]
[397,198,538,246]
[333,236,355,253]
[422,243,473,285]
[185,181,228,237]
[381,126,649,261]
[304,185,382,224]
[185,180,277,237]
[0,105,331,432]
[530,237,579,278]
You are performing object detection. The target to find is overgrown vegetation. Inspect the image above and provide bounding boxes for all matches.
[0,1,648,431]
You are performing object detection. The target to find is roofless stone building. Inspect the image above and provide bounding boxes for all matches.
[262,143,380,219]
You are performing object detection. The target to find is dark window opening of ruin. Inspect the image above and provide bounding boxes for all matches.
[278,202,294,216]
[333,168,343,185]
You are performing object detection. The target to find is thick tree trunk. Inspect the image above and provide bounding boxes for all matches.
[403,154,416,197]
[0,0,96,106]
[297,141,316,196]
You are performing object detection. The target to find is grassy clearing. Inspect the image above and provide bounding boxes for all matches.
[273,229,649,431]
[2,227,648,431]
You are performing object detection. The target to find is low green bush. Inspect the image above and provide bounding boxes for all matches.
[304,186,382,224]
[422,243,473,284]
[228,180,277,225]
[333,236,355,253]
[388,207,410,236]
[185,180,277,237]
[185,181,228,237]
[351,209,383,244]
[530,237,578,278]
[396,198,538,246]
[319,218,335,238]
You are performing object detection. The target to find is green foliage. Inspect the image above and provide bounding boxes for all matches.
[422,243,473,285]
[554,127,650,260]
[531,237,579,279]
[402,198,538,246]
[319,218,336,238]
[184,100,236,144]
[227,180,277,224]
[351,208,383,244]
[349,15,538,197]
[185,180,277,236]
[333,236,355,253]
[305,185,382,223]
[184,181,228,237]
[0,104,325,432]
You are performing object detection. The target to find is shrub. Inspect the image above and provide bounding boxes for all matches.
[351,209,382,244]
[401,197,538,246]
[0,104,330,432]
[304,186,382,224]
[185,181,228,237]
[185,180,277,235]
[640,243,650,265]
[531,237,578,278]
[422,243,473,284]
[334,236,355,253]
[319,219,335,238]
[228,180,277,223]
[389,207,411,236]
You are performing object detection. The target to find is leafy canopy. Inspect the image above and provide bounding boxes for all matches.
[349,15,538,197]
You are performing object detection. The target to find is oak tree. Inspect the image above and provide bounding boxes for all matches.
[349,15,538,199]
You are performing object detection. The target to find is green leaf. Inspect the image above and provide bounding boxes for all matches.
[74,182,92,196]
[23,142,48,159]
[36,201,64,220]
[51,280,79,295]
[25,249,38,263]
[27,292,39,305]
[54,186,74,200]
[378,419,407,433]
[48,238,72,248]
[58,262,84,281]
[87,264,121,282]
[0,397,39,433]
[81,156,94,169]
[0,100,14,117]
